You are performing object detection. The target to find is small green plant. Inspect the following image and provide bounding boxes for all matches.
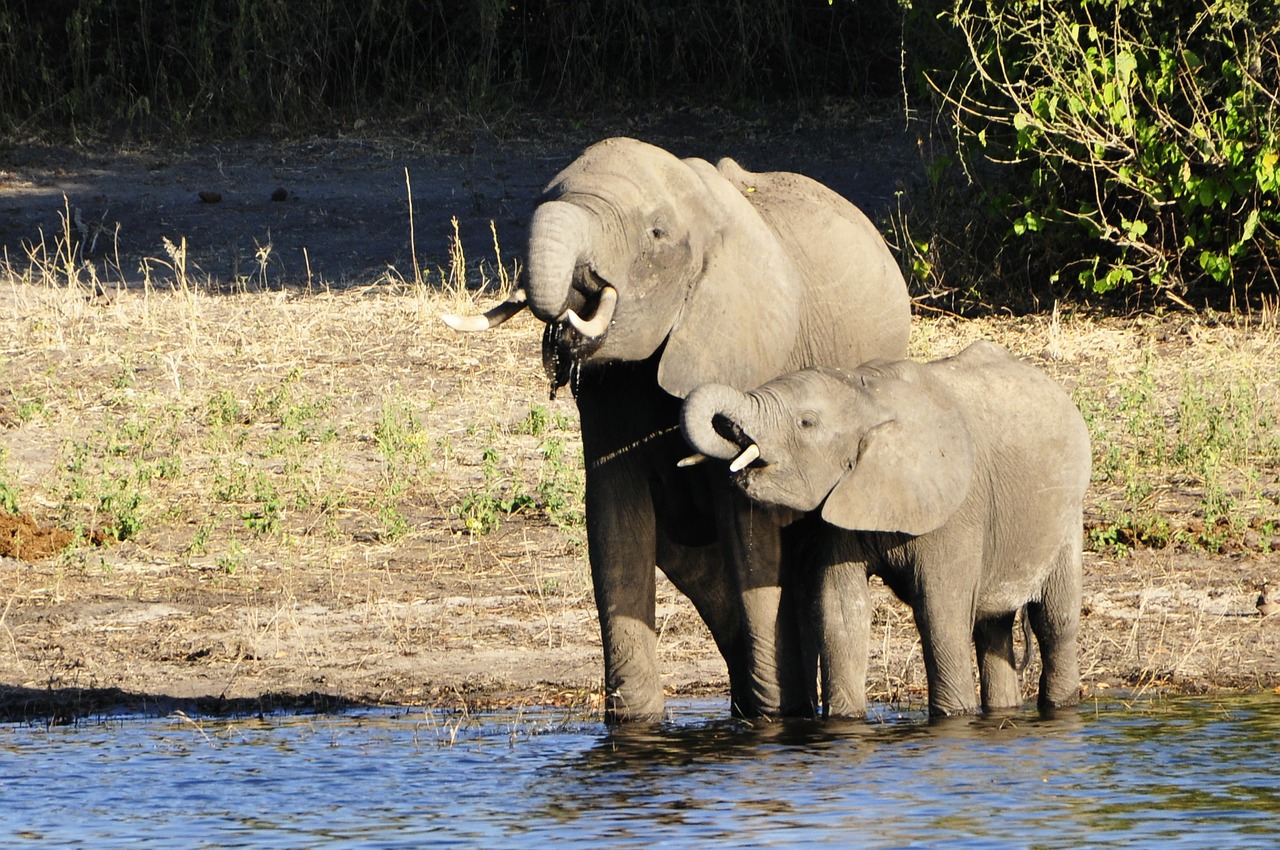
[455,488,536,536]
[243,474,283,536]
[370,397,434,540]
[7,384,48,423]
[536,436,584,532]
[187,520,214,557]
[98,476,143,541]
[453,445,535,536]
[216,541,245,575]
[0,447,20,515]
[514,405,551,437]
[211,458,250,503]
[375,494,410,542]
[374,400,431,468]
[207,389,245,427]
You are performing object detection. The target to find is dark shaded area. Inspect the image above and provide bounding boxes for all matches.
[0,1,911,136]
[0,108,918,288]
[0,684,365,725]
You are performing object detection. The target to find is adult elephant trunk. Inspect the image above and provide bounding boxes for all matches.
[526,201,595,322]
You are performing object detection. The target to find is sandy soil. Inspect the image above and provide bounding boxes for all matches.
[1,112,1277,724]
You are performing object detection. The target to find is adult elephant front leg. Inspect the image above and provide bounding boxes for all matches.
[582,446,665,722]
[654,532,753,718]
[721,491,814,718]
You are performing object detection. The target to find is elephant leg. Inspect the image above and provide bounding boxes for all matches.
[719,493,811,718]
[915,608,980,718]
[1028,537,1083,711]
[583,461,665,723]
[973,611,1021,711]
[655,533,752,717]
[912,545,982,718]
[817,557,871,718]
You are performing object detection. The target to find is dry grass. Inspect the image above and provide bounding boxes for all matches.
[1,249,1278,718]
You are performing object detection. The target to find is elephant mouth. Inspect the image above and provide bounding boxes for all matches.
[542,271,616,398]
[714,415,767,472]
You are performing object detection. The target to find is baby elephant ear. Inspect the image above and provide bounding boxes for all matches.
[821,399,975,536]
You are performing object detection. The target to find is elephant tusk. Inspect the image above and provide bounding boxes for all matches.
[441,290,528,331]
[729,443,761,473]
[565,285,618,339]
[677,453,709,468]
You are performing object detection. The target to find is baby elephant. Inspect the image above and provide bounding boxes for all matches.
[681,341,1091,718]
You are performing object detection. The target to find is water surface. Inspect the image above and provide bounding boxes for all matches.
[2,695,1278,848]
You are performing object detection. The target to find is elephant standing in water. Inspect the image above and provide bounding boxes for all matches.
[681,341,1091,718]
[444,137,910,721]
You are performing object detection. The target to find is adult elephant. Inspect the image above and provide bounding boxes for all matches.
[443,137,910,721]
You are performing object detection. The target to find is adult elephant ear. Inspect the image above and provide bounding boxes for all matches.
[655,158,803,398]
[822,380,976,536]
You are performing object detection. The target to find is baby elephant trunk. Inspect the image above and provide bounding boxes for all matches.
[681,383,753,462]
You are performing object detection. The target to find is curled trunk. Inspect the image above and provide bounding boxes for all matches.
[681,383,753,461]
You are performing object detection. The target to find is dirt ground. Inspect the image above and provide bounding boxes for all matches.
[1,109,1277,724]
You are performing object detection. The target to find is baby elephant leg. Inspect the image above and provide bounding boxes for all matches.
[973,611,1021,711]
[817,559,871,718]
[1028,537,1084,711]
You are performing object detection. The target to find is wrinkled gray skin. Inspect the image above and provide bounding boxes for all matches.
[445,137,910,721]
[681,341,1091,718]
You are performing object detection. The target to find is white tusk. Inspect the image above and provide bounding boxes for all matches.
[565,286,618,339]
[441,290,528,331]
[677,453,709,468]
[729,443,761,473]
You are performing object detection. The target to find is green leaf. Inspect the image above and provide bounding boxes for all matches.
[1241,209,1260,243]
[1123,219,1149,239]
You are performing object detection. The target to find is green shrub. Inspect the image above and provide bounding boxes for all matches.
[916,0,1279,306]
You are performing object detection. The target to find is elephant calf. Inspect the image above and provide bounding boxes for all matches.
[680,340,1092,719]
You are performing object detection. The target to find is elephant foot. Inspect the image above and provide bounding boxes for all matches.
[1037,701,1082,723]
[604,688,667,724]
[927,698,981,720]
[1037,690,1081,714]
[821,687,867,720]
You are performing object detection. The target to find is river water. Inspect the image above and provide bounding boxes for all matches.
[2,694,1278,848]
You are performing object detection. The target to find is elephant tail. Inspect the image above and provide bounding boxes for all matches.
[1017,606,1035,674]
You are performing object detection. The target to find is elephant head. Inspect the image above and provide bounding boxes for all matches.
[681,366,976,536]
[444,137,803,398]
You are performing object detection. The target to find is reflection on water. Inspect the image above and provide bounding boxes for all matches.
[2,695,1278,848]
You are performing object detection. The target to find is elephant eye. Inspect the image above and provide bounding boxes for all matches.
[798,415,818,430]
[650,225,665,239]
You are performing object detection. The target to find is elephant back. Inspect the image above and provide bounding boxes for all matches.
[716,158,911,372]
[930,341,1092,515]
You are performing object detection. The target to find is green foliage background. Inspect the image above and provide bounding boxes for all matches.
[909,0,1279,308]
